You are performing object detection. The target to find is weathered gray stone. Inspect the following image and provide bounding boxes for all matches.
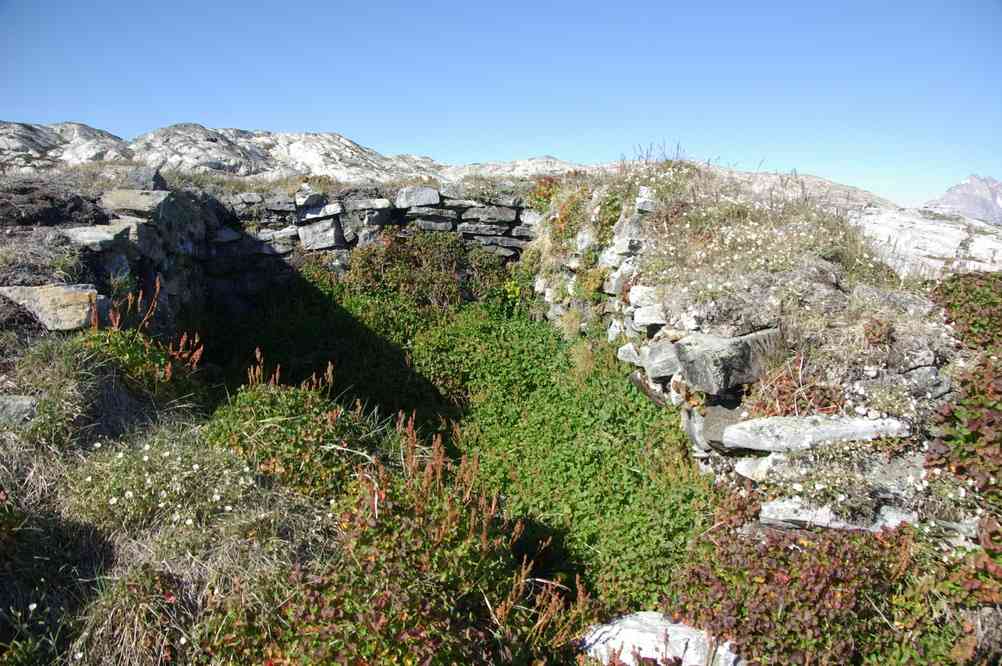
[462,206,517,223]
[265,194,296,212]
[344,197,392,212]
[474,236,529,249]
[633,304,667,327]
[759,498,865,531]
[238,192,264,205]
[628,285,658,308]
[254,226,299,242]
[0,284,107,331]
[617,343,641,366]
[684,401,743,451]
[575,225,597,254]
[395,186,440,208]
[510,224,538,238]
[301,202,343,222]
[722,415,911,453]
[405,206,457,220]
[298,220,339,250]
[415,220,454,232]
[733,453,784,482]
[0,395,38,425]
[457,223,504,236]
[674,329,784,394]
[61,220,138,251]
[99,189,170,217]
[638,341,681,379]
[635,186,657,214]
[603,259,637,296]
[519,209,543,226]
[581,612,741,666]
[295,191,326,208]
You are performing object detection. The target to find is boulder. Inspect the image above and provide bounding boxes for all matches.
[510,225,538,238]
[633,304,667,327]
[674,329,784,395]
[635,186,657,214]
[395,186,440,208]
[580,612,742,666]
[603,259,637,296]
[628,285,658,308]
[0,284,107,331]
[617,342,641,365]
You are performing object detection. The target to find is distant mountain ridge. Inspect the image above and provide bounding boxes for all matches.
[925,175,1002,224]
[0,120,586,184]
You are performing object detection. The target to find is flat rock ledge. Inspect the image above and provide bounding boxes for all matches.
[721,415,910,453]
[580,612,742,666]
[0,284,107,331]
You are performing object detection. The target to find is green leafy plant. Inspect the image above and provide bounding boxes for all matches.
[934,272,1002,351]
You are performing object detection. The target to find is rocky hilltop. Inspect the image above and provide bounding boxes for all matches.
[0,120,588,183]
[926,174,1002,224]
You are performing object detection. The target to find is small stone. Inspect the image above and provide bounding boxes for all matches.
[580,612,742,666]
[0,395,38,425]
[722,415,911,453]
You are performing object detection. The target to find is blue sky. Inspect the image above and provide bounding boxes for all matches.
[2,1,999,206]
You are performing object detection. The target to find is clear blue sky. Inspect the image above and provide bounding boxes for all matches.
[2,0,999,206]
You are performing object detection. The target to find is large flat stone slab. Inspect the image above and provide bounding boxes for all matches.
[722,415,910,452]
[99,189,170,217]
[581,612,742,666]
[0,284,107,331]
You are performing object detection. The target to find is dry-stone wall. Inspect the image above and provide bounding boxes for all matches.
[0,177,540,329]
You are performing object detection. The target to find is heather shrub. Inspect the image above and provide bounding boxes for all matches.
[666,523,965,664]
[933,271,1002,351]
[928,355,1002,513]
[197,435,593,664]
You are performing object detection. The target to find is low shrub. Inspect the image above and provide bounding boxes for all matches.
[666,523,966,664]
[928,355,1002,513]
[198,435,592,664]
[345,232,506,308]
[204,381,399,499]
[934,272,1002,351]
